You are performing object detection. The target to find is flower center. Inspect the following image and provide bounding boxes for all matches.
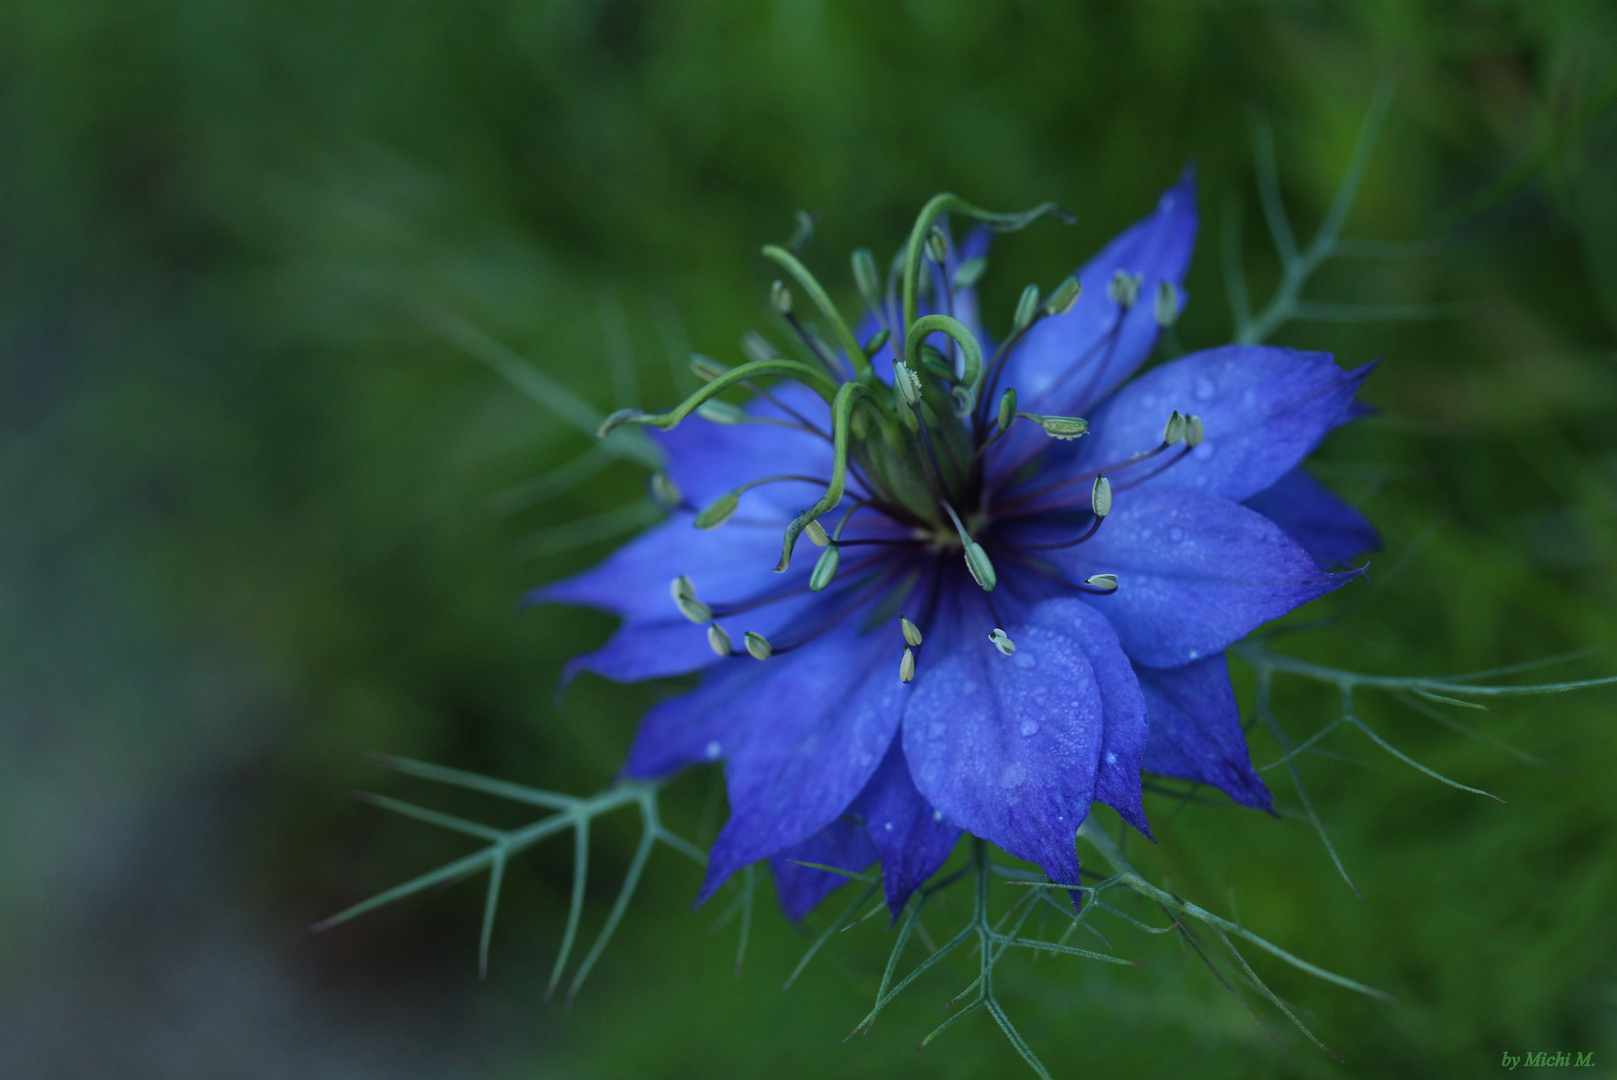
[596,195,1204,679]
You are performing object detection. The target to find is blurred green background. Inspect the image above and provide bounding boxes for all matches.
[2,1,1615,1076]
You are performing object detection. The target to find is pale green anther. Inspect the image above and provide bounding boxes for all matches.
[770,280,793,316]
[900,616,923,647]
[809,545,841,592]
[1017,411,1089,440]
[689,353,728,382]
[997,388,1017,431]
[926,225,949,263]
[1012,284,1042,333]
[893,360,922,405]
[852,248,882,309]
[670,577,712,623]
[1085,573,1118,592]
[804,519,831,547]
[697,399,748,425]
[676,596,713,624]
[941,501,996,592]
[788,210,815,251]
[708,623,733,656]
[899,647,916,683]
[1184,414,1205,447]
[741,331,777,365]
[863,328,890,357]
[952,256,987,290]
[1108,269,1143,309]
[1092,475,1112,517]
[988,628,1016,655]
[895,392,920,432]
[743,631,773,660]
[1154,280,1181,326]
[1042,276,1082,317]
[964,541,998,592]
[1163,410,1186,444]
[694,491,740,530]
[650,471,683,508]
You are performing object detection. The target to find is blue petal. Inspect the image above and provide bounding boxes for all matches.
[1243,467,1380,569]
[533,511,804,620]
[903,592,1139,886]
[1057,485,1359,668]
[1057,599,1152,838]
[997,171,1197,418]
[1136,655,1272,811]
[622,656,756,778]
[653,382,842,515]
[769,815,879,921]
[856,737,961,917]
[1077,346,1375,504]
[696,619,908,905]
[568,615,732,683]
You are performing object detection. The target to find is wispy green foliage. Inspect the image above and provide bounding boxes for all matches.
[315,756,703,1001]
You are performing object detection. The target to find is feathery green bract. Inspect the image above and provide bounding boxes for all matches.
[314,757,704,1002]
[1220,74,1471,348]
[1233,637,1617,892]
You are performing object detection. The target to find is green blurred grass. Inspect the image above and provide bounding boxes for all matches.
[1,1,1615,1077]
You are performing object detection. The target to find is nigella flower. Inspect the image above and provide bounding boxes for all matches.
[536,175,1378,921]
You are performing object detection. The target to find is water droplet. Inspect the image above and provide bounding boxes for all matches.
[1195,376,1215,400]
[1105,751,1117,765]
[1019,719,1040,737]
[932,810,944,821]
[1169,526,1184,542]
[884,821,894,832]
[1013,650,1036,670]
[999,761,1027,788]
[705,741,722,760]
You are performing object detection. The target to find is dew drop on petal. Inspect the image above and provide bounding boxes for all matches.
[932,810,944,821]
[1019,719,1040,737]
[1195,376,1215,400]
[884,821,894,831]
[999,761,1027,788]
[1105,751,1117,764]
[705,740,722,760]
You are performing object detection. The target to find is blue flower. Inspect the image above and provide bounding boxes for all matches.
[537,175,1377,921]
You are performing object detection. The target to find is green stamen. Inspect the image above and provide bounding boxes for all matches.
[762,245,870,378]
[900,195,1073,333]
[597,359,839,438]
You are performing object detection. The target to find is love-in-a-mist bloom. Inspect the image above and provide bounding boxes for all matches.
[538,175,1378,920]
